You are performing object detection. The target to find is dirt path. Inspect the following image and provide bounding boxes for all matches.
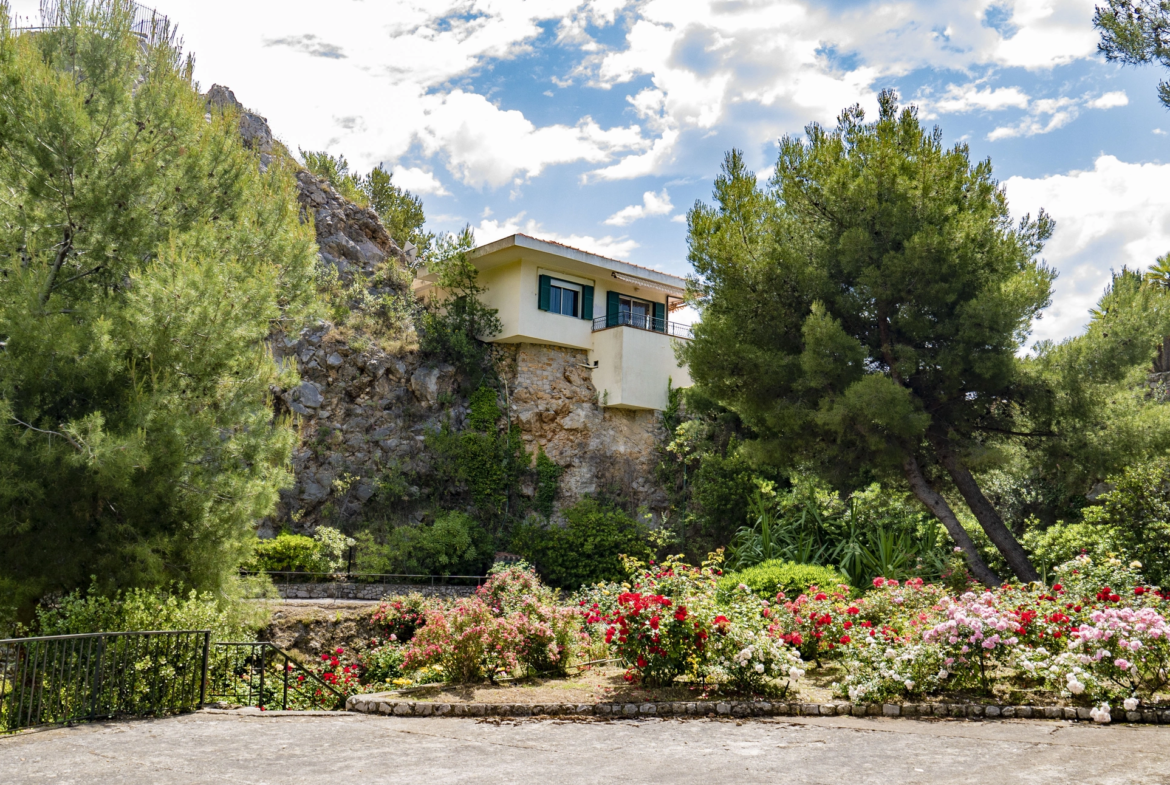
[0,711,1164,784]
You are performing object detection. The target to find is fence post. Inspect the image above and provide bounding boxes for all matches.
[199,632,210,707]
[89,636,106,719]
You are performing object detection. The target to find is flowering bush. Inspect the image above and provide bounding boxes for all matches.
[401,563,581,683]
[707,625,804,695]
[838,637,948,703]
[922,591,1023,690]
[371,594,429,643]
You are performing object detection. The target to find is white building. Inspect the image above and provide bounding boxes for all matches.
[413,234,692,411]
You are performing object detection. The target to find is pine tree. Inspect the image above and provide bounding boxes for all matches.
[682,91,1055,585]
[0,0,317,618]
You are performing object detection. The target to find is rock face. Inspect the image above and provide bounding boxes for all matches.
[267,323,463,532]
[295,170,413,285]
[204,84,276,172]
[501,343,669,517]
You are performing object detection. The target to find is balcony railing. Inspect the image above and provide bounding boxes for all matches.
[592,313,692,339]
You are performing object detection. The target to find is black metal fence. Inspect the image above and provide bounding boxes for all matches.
[0,630,209,731]
[592,313,693,339]
[207,642,345,711]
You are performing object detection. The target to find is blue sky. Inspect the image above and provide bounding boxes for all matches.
[12,0,1170,345]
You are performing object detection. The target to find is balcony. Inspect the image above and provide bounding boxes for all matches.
[591,313,692,340]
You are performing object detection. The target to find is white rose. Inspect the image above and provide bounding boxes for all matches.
[755,663,765,674]
[1124,697,1139,712]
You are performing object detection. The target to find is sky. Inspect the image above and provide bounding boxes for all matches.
[11,0,1170,347]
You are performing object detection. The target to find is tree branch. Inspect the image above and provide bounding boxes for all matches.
[38,228,73,308]
[10,416,83,452]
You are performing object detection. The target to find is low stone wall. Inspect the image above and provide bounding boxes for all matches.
[274,583,477,600]
[347,696,1170,725]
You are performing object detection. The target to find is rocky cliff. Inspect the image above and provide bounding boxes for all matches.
[208,85,668,534]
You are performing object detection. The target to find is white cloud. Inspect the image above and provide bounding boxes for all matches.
[1004,155,1170,346]
[989,92,1129,140]
[924,84,1031,116]
[1088,91,1129,109]
[390,166,449,195]
[475,211,640,259]
[604,189,674,226]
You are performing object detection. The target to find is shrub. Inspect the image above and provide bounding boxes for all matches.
[511,498,652,590]
[1079,459,1170,585]
[246,527,353,574]
[371,594,429,642]
[357,513,492,577]
[401,564,580,682]
[534,447,563,518]
[719,560,849,600]
[35,585,263,642]
[355,642,408,688]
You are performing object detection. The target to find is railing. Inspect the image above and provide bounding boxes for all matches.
[0,630,209,731]
[208,642,346,711]
[592,313,692,339]
[246,570,488,587]
[13,1,169,44]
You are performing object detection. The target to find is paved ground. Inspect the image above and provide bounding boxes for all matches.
[0,711,1165,784]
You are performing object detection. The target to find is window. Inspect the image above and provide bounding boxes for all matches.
[549,280,580,317]
[618,295,650,327]
[538,274,594,320]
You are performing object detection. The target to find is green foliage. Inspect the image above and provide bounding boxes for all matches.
[249,533,321,572]
[423,385,528,523]
[245,526,354,573]
[681,91,1054,581]
[467,385,502,430]
[0,2,318,618]
[728,480,947,586]
[1079,459,1170,586]
[355,512,492,577]
[1022,270,1170,504]
[1095,0,1170,108]
[362,165,432,258]
[688,448,765,546]
[534,447,564,518]
[1022,521,1115,581]
[418,228,502,385]
[34,584,264,642]
[511,499,652,590]
[719,560,849,600]
[300,148,366,205]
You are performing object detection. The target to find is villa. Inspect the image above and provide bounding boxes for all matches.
[413,234,692,412]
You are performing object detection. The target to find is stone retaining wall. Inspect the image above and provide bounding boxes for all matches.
[274,583,477,600]
[346,696,1170,725]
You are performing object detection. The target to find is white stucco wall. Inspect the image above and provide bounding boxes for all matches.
[590,326,691,410]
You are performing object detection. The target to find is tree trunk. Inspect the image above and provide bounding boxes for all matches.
[928,431,1040,584]
[902,454,1002,587]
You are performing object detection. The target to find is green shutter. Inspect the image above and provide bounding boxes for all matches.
[606,290,620,328]
[581,285,594,321]
[653,301,666,332]
[538,275,551,311]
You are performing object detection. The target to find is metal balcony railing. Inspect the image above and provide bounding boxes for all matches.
[592,313,692,339]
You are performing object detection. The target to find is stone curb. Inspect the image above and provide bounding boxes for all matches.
[345,696,1170,724]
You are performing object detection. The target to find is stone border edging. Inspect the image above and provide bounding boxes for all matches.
[346,696,1169,724]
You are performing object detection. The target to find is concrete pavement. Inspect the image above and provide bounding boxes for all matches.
[0,711,1163,784]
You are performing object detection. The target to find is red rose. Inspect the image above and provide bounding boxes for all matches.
[649,616,660,630]
[839,635,851,644]
[675,606,688,622]
[843,621,853,630]
[637,655,647,668]
[1136,587,1146,595]
[814,593,828,601]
